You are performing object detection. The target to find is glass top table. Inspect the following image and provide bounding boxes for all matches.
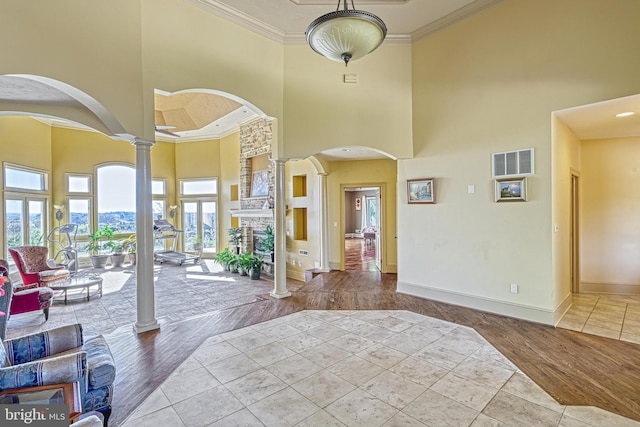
[49,275,103,304]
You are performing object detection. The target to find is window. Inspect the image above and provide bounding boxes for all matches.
[96,164,135,234]
[180,178,218,196]
[68,198,91,235]
[152,179,167,195]
[66,174,91,193]
[5,197,47,262]
[182,200,217,253]
[4,163,47,192]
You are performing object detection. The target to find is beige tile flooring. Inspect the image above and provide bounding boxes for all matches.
[121,310,639,427]
[558,294,640,343]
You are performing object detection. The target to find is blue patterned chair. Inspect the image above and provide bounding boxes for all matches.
[0,324,115,425]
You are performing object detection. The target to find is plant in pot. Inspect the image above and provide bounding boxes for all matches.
[109,240,126,268]
[237,252,252,276]
[214,248,234,271]
[123,234,136,265]
[228,253,240,273]
[258,225,275,262]
[228,227,242,254]
[247,253,264,280]
[87,227,110,268]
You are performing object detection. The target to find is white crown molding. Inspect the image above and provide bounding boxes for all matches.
[188,0,286,43]
[411,0,503,41]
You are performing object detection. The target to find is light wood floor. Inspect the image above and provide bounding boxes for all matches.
[103,268,640,426]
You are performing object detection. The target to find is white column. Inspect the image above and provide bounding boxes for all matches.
[271,158,291,299]
[132,138,160,333]
[318,173,330,272]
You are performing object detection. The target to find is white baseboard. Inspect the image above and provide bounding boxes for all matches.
[397,281,561,326]
[287,270,306,282]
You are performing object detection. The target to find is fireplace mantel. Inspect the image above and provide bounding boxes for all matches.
[228,209,273,218]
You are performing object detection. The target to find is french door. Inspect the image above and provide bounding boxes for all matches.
[5,196,48,263]
[181,200,217,255]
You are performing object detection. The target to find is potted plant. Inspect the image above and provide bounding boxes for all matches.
[123,234,136,265]
[228,253,240,273]
[247,253,264,280]
[228,227,242,254]
[237,252,252,276]
[87,227,110,268]
[214,248,234,271]
[109,240,126,268]
[258,225,274,262]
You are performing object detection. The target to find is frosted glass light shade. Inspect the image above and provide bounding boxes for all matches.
[306,9,387,66]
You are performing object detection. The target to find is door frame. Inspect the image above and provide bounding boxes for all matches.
[340,183,385,272]
[570,170,580,293]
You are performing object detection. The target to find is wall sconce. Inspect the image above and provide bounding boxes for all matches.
[54,204,64,224]
[169,205,178,219]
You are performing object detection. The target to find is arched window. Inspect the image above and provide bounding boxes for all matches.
[96,164,135,234]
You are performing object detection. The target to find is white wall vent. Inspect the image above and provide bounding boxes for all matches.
[492,148,534,178]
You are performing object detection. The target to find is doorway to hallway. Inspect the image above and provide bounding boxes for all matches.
[343,186,381,271]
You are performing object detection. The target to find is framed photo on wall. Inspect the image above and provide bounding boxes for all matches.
[250,169,269,197]
[495,177,527,202]
[407,178,435,204]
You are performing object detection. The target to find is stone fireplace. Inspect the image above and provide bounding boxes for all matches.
[232,118,275,256]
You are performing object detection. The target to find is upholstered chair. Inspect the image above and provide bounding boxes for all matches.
[8,246,70,287]
[0,259,53,328]
[0,324,116,425]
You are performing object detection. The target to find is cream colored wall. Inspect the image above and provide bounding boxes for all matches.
[220,133,241,251]
[282,44,413,160]
[285,159,321,281]
[400,0,640,324]
[327,159,397,273]
[151,141,178,218]
[0,1,146,138]
[551,117,581,310]
[581,137,640,290]
[141,0,284,145]
[0,117,53,252]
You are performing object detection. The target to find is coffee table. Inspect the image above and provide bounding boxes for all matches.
[50,276,103,304]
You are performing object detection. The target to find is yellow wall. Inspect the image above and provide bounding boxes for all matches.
[285,159,320,280]
[327,159,397,273]
[581,137,640,291]
[551,116,581,309]
[220,133,241,250]
[400,0,640,324]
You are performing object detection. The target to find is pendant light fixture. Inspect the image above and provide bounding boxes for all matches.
[305,0,387,66]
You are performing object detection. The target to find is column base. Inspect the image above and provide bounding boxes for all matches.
[134,320,160,334]
[270,291,292,299]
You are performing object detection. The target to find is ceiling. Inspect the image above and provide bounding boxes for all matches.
[1,1,639,158]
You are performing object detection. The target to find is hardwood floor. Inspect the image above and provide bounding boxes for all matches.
[344,237,377,271]
[107,269,640,425]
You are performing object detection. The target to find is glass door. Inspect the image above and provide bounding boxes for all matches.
[181,200,217,255]
[5,197,47,264]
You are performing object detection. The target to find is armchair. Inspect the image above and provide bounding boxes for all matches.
[0,324,115,425]
[8,246,70,287]
[0,259,53,331]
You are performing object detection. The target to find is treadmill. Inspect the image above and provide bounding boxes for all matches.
[153,219,200,265]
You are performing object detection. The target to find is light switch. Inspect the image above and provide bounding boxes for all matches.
[467,185,475,194]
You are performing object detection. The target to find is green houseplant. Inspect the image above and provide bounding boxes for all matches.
[123,234,137,265]
[214,248,234,271]
[87,226,114,268]
[247,253,264,280]
[237,252,252,276]
[258,225,274,262]
[228,227,242,254]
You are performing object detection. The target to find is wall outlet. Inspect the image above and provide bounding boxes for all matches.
[510,283,519,294]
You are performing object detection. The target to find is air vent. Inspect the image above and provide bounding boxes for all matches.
[492,148,534,178]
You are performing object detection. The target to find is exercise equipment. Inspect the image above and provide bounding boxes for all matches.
[153,219,200,266]
[47,223,78,274]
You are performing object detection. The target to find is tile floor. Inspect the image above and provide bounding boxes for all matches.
[121,310,639,427]
[557,294,640,343]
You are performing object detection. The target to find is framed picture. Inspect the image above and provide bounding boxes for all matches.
[407,178,435,204]
[250,170,269,197]
[495,177,527,202]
